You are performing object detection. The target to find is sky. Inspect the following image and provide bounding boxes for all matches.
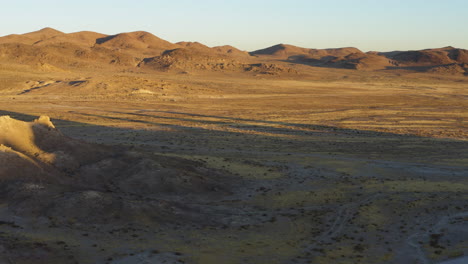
[1,0,467,52]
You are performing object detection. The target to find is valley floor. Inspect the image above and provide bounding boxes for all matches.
[0,68,467,264]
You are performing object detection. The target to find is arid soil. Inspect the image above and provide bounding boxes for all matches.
[0,28,467,264]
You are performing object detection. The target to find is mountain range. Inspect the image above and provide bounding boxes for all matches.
[1,27,467,75]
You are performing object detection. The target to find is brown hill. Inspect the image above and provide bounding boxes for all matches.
[176,42,250,58]
[213,45,250,57]
[252,44,394,70]
[176,41,212,51]
[96,31,178,56]
[22,27,64,40]
[250,44,312,58]
[288,52,394,70]
[0,41,136,69]
[390,50,453,66]
[34,31,108,47]
[427,63,468,75]
[0,27,64,45]
[0,28,108,48]
[139,47,243,72]
[250,44,381,70]
[251,44,363,59]
[251,43,468,73]
[347,53,396,70]
[382,46,468,66]
[0,34,34,45]
[310,47,364,58]
[0,28,466,75]
[0,29,252,73]
[448,48,468,62]
[0,29,142,69]
[139,48,295,75]
[376,46,468,75]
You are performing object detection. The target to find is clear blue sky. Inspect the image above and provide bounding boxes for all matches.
[1,0,467,52]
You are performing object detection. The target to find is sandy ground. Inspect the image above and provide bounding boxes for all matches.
[0,67,467,264]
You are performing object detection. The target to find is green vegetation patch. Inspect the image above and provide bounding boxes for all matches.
[156,153,283,179]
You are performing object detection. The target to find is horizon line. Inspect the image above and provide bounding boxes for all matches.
[0,27,464,54]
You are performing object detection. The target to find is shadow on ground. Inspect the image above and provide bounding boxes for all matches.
[1,109,467,163]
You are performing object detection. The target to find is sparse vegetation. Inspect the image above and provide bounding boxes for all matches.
[0,28,466,264]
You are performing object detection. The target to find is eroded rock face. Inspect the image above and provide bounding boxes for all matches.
[0,115,231,225]
[0,144,44,181]
[0,115,108,181]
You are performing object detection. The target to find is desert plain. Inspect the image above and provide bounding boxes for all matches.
[0,28,467,264]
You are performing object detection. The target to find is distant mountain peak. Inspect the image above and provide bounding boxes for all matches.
[35,27,64,34]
